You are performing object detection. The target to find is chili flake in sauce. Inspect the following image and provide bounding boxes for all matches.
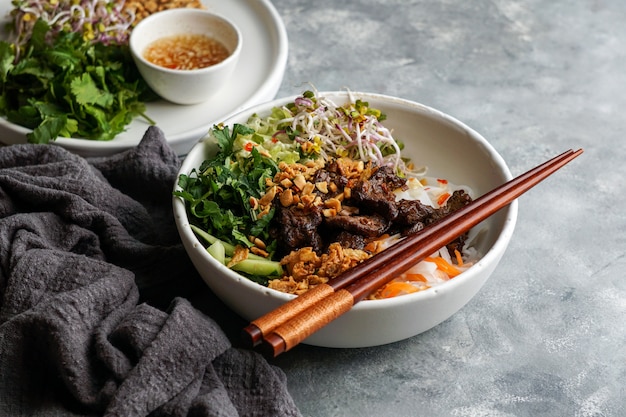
[143,34,230,70]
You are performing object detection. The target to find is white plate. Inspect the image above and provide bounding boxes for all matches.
[0,0,288,157]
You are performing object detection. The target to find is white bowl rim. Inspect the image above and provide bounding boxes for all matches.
[173,91,518,311]
[129,8,243,75]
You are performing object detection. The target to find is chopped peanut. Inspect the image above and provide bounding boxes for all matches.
[324,198,342,213]
[280,188,294,207]
[293,174,306,190]
[249,197,259,210]
[259,186,277,206]
[300,194,316,206]
[124,0,205,25]
[315,181,329,194]
[258,206,271,218]
[322,208,337,217]
[250,247,269,258]
[253,237,266,250]
[301,182,315,195]
[280,178,293,188]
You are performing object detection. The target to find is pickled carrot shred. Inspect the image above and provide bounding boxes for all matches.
[424,256,462,277]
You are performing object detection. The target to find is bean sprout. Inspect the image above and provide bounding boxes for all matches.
[278,90,409,174]
[9,0,135,56]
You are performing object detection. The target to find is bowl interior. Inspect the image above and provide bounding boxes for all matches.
[174,91,516,348]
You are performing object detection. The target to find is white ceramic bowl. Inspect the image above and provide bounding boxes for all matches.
[173,91,518,348]
[130,9,241,105]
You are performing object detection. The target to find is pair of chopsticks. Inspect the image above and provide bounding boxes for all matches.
[242,149,583,357]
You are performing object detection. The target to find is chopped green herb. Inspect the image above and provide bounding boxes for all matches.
[174,124,280,255]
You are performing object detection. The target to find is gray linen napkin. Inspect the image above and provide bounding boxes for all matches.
[0,126,301,417]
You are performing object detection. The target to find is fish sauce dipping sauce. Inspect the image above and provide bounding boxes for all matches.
[173,91,517,348]
[129,9,241,105]
[144,34,230,70]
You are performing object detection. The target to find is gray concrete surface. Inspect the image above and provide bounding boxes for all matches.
[269,1,626,416]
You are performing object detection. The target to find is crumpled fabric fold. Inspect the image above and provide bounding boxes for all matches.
[0,127,301,417]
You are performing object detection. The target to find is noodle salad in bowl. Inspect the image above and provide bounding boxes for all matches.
[173,90,516,348]
[175,90,477,299]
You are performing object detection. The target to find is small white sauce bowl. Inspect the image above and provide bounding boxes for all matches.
[130,9,242,105]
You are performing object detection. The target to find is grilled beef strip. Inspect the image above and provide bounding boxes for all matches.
[271,163,474,258]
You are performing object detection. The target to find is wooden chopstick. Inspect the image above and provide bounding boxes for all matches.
[242,149,583,356]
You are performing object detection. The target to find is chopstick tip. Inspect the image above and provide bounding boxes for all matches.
[260,333,287,358]
[241,323,263,348]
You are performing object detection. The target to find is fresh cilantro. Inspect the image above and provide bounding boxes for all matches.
[71,73,115,108]
[0,19,157,143]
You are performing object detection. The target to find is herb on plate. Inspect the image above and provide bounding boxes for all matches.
[0,18,156,143]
